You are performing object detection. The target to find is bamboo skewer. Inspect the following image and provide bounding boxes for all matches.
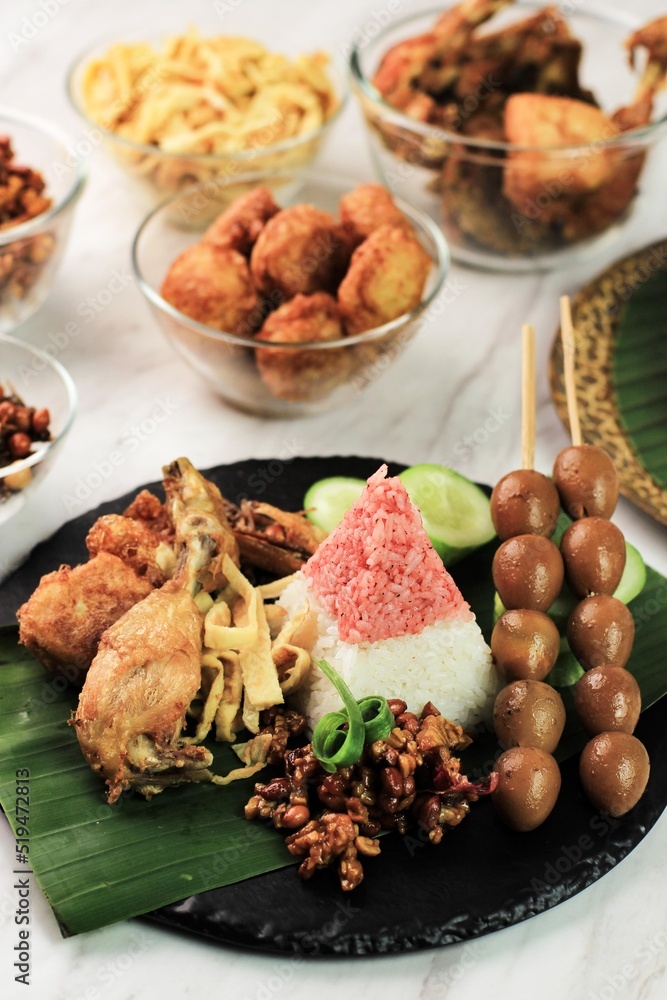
[560,295,582,447]
[521,323,536,471]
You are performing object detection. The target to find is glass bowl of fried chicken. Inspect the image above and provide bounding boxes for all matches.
[350,0,667,269]
[132,170,448,417]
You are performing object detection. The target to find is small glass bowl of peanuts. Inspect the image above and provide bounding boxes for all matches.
[0,335,77,526]
[0,106,86,333]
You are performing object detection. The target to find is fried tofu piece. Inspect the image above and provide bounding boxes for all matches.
[202,187,280,256]
[339,183,412,248]
[250,205,352,298]
[160,243,262,336]
[86,514,170,586]
[337,225,432,335]
[17,553,153,684]
[254,292,350,401]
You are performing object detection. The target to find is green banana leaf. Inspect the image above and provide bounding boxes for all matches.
[613,274,667,490]
[1,556,665,937]
[0,630,291,937]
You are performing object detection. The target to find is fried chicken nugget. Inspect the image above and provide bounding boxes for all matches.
[339,183,412,247]
[202,187,280,256]
[160,243,262,336]
[338,225,432,335]
[17,553,153,684]
[250,205,352,298]
[254,292,350,401]
[86,514,170,586]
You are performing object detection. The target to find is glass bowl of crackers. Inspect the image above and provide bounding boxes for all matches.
[0,106,86,333]
[67,28,347,201]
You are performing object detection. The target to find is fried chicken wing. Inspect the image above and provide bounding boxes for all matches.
[254,292,350,401]
[123,489,173,541]
[17,553,153,684]
[74,458,241,801]
[163,456,239,591]
[202,187,280,256]
[160,243,261,336]
[614,16,667,131]
[627,16,667,78]
[338,225,431,335]
[372,32,443,111]
[250,205,352,298]
[339,183,411,248]
[86,514,171,586]
[373,0,512,110]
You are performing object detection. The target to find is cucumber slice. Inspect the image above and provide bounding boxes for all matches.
[544,585,578,630]
[550,509,572,547]
[399,464,495,566]
[545,638,584,688]
[614,542,646,605]
[304,477,365,533]
[494,587,577,629]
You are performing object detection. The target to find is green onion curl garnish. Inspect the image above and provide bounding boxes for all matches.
[311,660,393,773]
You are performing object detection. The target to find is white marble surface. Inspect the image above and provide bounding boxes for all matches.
[1,0,667,997]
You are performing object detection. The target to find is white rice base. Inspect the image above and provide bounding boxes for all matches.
[278,573,499,731]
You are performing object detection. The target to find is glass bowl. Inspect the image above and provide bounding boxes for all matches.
[0,107,86,332]
[0,335,78,527]
[67,33,348,202]
[132,169,449,417]
[350,2,667,271]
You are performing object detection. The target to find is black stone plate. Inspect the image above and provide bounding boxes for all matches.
[1,457,665,956]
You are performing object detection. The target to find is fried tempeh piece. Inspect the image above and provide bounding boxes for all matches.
[225,498,326,575]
